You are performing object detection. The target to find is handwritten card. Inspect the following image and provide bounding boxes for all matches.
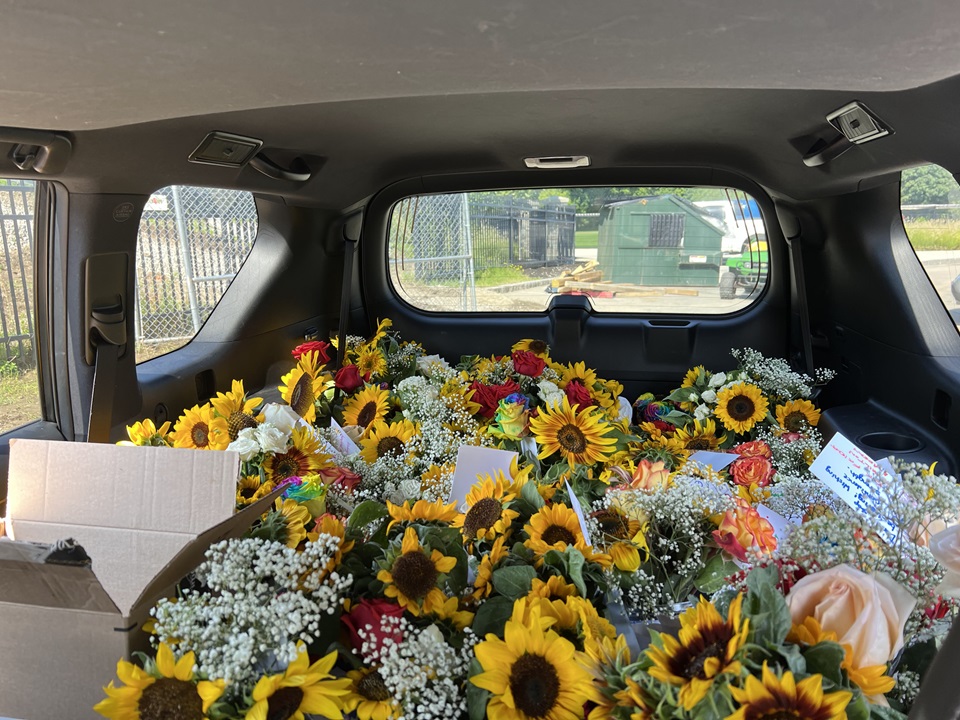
[688,451,739,471]
[329,417,361,456]
[565,480,593,547]
[756,503,795,541]
[449,445,517,506]
[809,432,898,544]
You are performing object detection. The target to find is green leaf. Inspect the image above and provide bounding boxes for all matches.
[868,705,907,720]
[471,596,515,637]
[564,547,588,596]
[348,500,389,530]
[492,565,537,600]
[520,480,545,510]
[846,695,870,720]
[744,566,791,647]
[665,387,698,403]
[693,554,740,594]
[466,658,491,720]
[803,641,845,685]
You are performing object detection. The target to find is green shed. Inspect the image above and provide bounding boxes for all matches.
[596,195,724,286]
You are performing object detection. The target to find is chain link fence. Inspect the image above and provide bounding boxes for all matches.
[0,179,36,369]
[135,186,257,361]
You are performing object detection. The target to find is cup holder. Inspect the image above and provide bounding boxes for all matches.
[859,432,923,453]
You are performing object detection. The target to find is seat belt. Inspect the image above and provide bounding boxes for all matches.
[336,230,359,370]
[87,341,121,443]
[786,234,815,378]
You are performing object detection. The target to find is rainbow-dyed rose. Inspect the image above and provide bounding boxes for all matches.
[632,392,676,425]
[489,393,530,440]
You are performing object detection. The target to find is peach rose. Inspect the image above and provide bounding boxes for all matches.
[729,455,774,487]
[712,500,777,561]
[733,440,772,459]
[629,459,672,491]
[786,565,916,668]
[930,525,960,597]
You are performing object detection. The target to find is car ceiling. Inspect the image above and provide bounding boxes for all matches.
[4,0,960,206]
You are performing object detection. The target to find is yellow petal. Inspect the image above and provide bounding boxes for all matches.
[155,643,176,678]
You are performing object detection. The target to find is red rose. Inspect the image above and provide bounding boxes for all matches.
[341,598,405,658]
[511,350,546,378]
[729,455,774,487]
[564,380,594,409]
[470,379,521,418]
[335,364,364,393]
[293,340,332,364]
[733,440,772,459]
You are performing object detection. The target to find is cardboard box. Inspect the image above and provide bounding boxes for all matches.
[0,439,276,720]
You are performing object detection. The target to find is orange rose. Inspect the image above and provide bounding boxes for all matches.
[629,459,672,491]
[729,455,774,487]
[713,500,777,561]
[733,440,772,459]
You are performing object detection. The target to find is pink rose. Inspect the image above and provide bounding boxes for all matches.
[786,565,916,668]
[729,455,774,487]
[930,525,960,597]
[564,380,594,409]
[335,364,364,393]
[511,350,546,378]
[292,340,331,364]
[341,598,405,659]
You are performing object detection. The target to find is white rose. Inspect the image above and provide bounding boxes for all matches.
[617,396,633,423]
[227,428,261,461]
[688,391,699,402]
[701,389,717,404]
[930,525,960,597]
[261,403,302,435]
[255,423,290,454]
[537,380,565,408]
[417,354,450,377]
[708,372,727,388]
[694,403,711,420]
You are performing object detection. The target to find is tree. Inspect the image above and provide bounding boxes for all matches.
[901,164,959,205]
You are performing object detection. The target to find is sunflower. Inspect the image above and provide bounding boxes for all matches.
[274,498,312,548]
[120,418,172,447]
[357,345,388,381]
[430,594,476,630]
[237,475,275,507]
[524,503,584,554]
[94,643,224,720]
[171,404,230,450]
[512,338,551,357]
[472,535,509,601]
[776,399,821,432]
[343,668,396,720]
[244,644,350,720]
[342,385,392,429]
[420,463,454,495]
[714,383,769,435]
[646,594,750,711]
[471,604,599,720]
[529,397,617,467]
[451,472,520,544]
[387,497,459,530]
[359,419,419,463]
[591,507,647,572]
[278,351,327,424]
[264,427,330,483]
[377,526,456,616]
[307,514,355,577]
[211,379,263,440]
[529,574,579,600]
[668,419,727,453]
[537,596,616,651]
[728,663,851,720]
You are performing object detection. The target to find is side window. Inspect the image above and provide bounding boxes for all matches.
[900,165,960,330]
[135,186,257,362]
[0,179,40,433]
[388,187,768,314]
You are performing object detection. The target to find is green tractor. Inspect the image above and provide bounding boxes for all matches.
[719,235,768,299]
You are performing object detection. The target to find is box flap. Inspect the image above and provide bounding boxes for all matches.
[132,485,285,612]
[6,439,241,616]
[0,556,118,614]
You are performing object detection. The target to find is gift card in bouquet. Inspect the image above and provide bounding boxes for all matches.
[809,432,898,544]
[449,445,517,506]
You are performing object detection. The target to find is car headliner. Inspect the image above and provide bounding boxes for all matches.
[3,0,960,205]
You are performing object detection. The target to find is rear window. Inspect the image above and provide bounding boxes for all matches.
[900,165,960,331]
[135,186,257,362]
[387,187,767,314]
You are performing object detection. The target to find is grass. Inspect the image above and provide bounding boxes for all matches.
[575,230,598,249]
[904,221,960,251]
[0,369,41,433]
[475,265,529,286]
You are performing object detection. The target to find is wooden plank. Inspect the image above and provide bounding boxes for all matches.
[664,288,700,296]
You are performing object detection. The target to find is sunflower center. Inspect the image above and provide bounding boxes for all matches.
[681,640,725,680]
[593,510,629,539]
[190,422,210,448]
[784,411,807,432]
[391,550,439,599]
[542,523,577,547]
[764,712,803,720]
[508,652,561,718]
[227,410,258,440]
[266,686,304,720]
[556,423,588,453]
[239,483,259,499]
[377,436,405,458]
[138,678,203,720]
[685,437,713,450]
[357,670,391,702]
[274,452,303,481]
[727,395,756,421]
[290,373,315,418]
[463,497,503,538]
[356,401,378,428]
[528,340,548,354]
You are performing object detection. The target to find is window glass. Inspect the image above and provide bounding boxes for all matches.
[0,178,41,433]
[900,165,960,331]
[135,186,257,362]
[388,187,767,313]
